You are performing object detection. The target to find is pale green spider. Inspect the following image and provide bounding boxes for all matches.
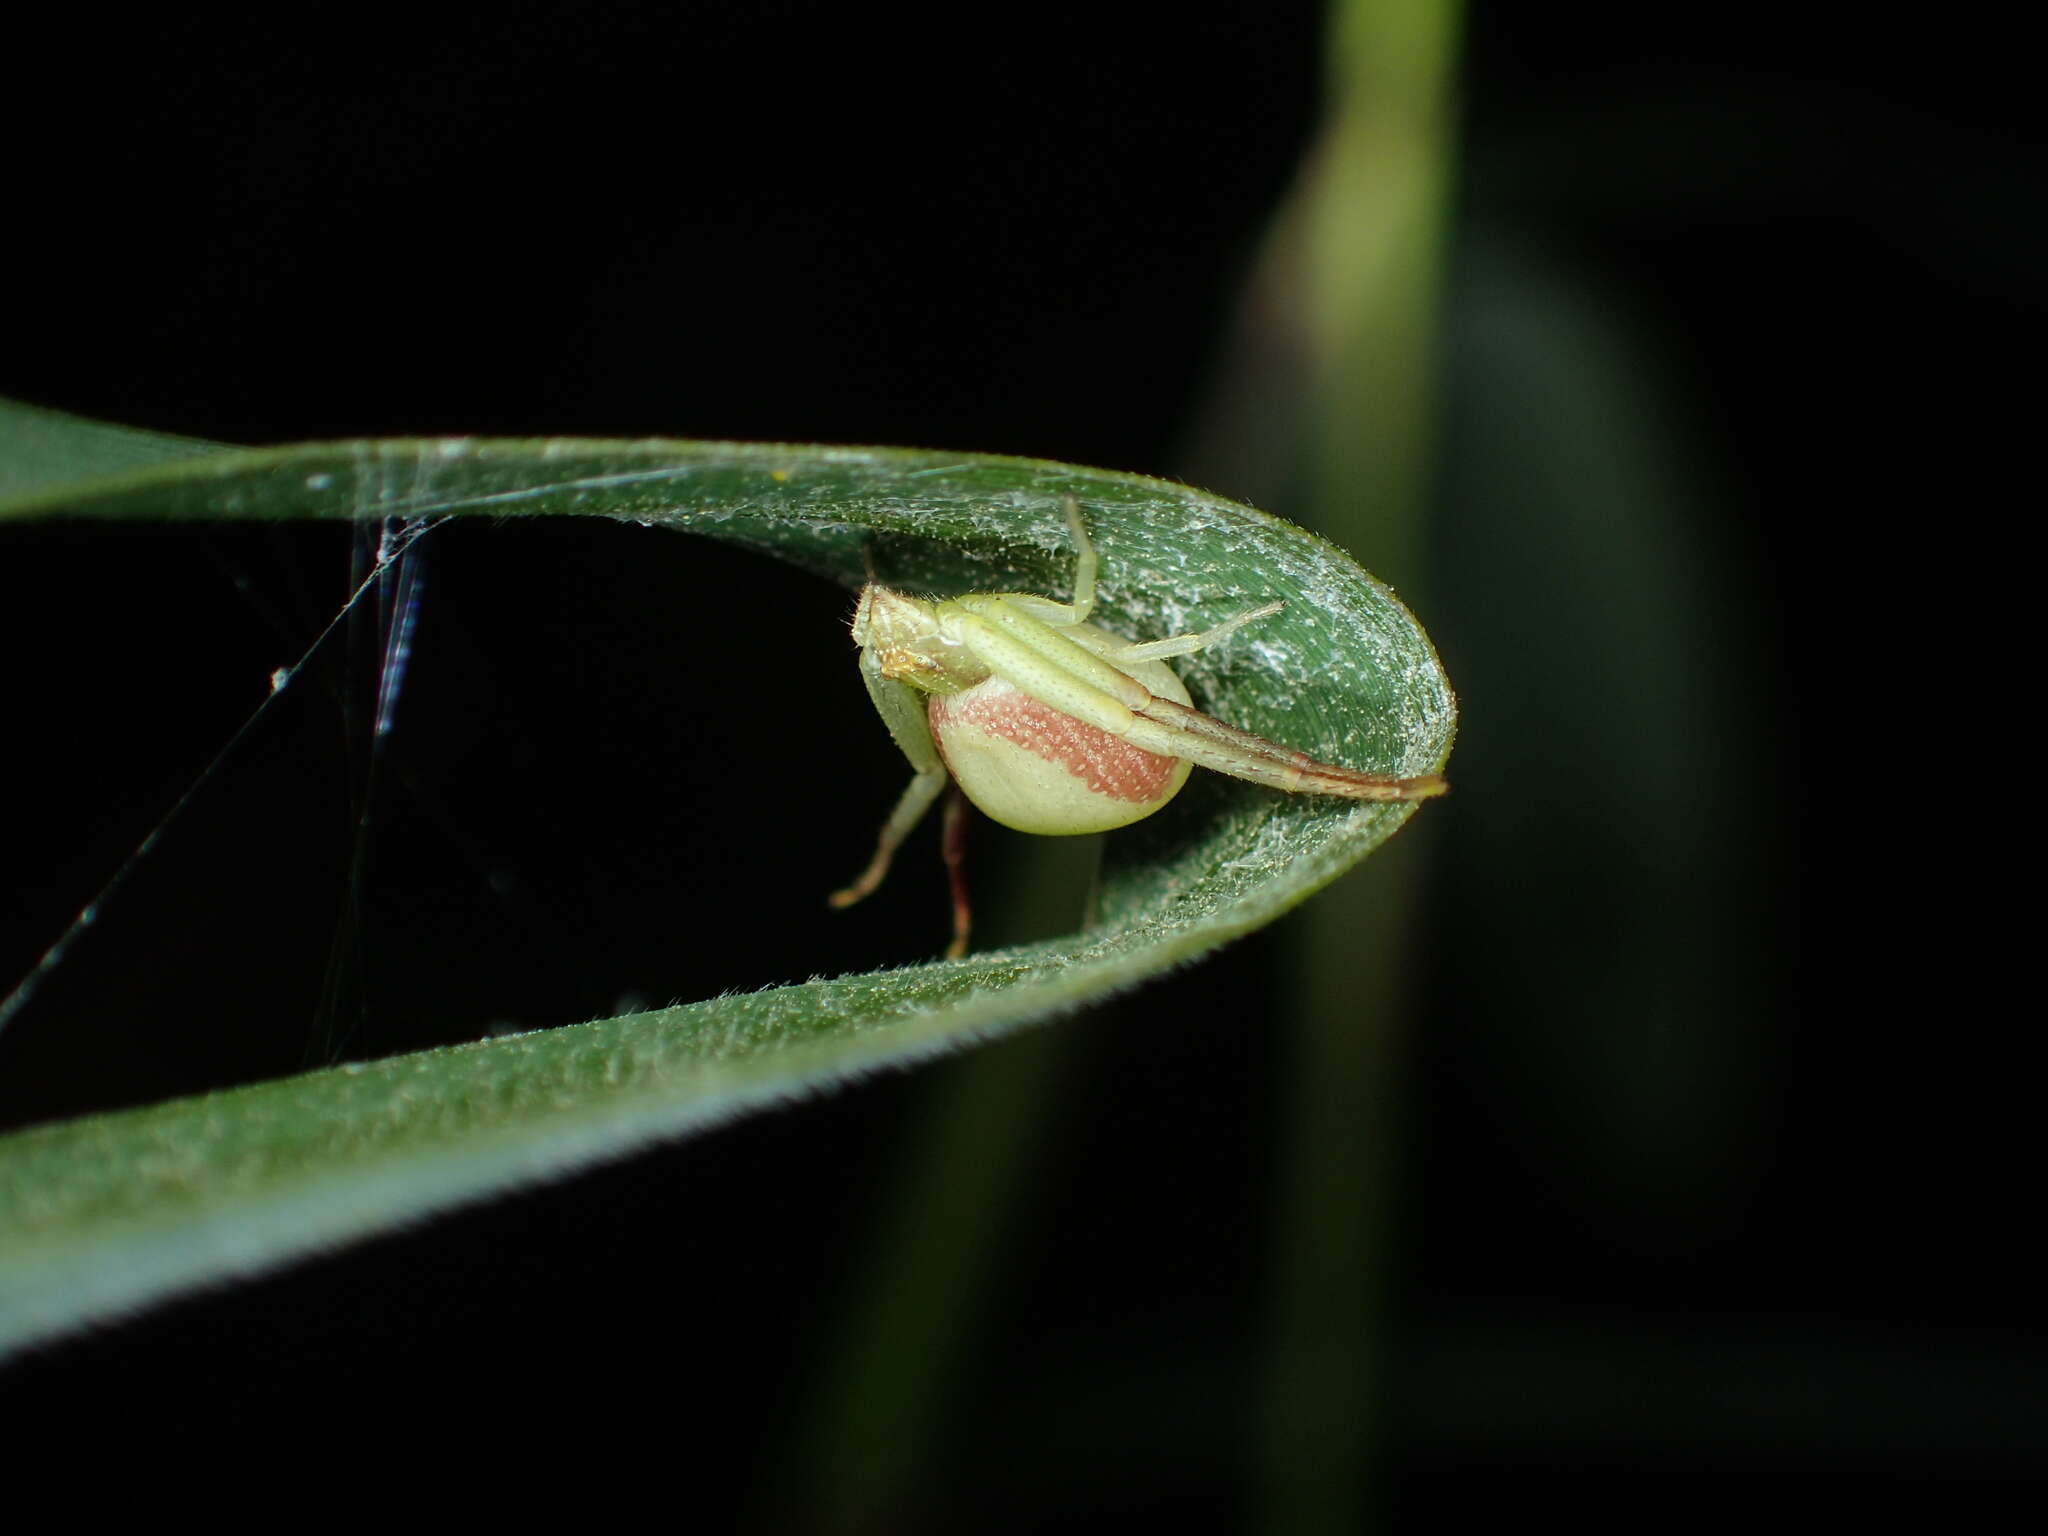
[832,496,1446,955]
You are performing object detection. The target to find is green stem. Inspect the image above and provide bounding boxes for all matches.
[1259,0,1463,1527]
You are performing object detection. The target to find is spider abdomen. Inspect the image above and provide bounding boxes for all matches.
[930,671,1193,835]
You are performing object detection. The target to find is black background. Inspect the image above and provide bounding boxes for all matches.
[2,2,2038,1522]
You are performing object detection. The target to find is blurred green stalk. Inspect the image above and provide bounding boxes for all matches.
[803,1027,1067,1529]
[1258,1,1462,1529]
[796,3,1462,1524]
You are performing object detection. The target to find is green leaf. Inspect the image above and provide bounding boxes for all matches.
[0,401,1454,1358]
[0,396,226,497]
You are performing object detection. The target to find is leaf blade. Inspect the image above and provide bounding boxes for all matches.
[0,420,1453,1356]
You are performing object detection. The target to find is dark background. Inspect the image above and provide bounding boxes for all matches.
[2,2,2038,1521]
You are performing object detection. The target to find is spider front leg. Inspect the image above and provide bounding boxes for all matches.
[1123,694,1446,800]
[997,494,1097,627]
[1052,594,1446,800]
[828,752,950,910]
[830,644,956,916]
[955,599,1445,802]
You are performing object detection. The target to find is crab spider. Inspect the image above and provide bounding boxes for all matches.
[831,496,1446,957]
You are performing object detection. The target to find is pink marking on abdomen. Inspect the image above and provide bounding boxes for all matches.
[932,685,1177,802]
